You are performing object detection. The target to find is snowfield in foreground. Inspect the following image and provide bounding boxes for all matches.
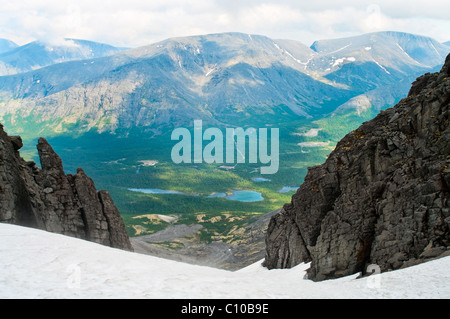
[1,223,449,299]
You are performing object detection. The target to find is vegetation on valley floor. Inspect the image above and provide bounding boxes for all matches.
[10,106,386,243]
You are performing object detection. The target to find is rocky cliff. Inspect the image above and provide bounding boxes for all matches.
[0,125,133,251]
[265,54,450,281]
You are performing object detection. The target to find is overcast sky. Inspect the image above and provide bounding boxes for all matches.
[1,0,449,48]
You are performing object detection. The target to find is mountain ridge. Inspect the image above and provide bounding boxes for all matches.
[0,38,125,76]
[0,31,448,137]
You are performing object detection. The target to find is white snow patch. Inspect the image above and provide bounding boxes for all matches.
[1,223,449,299]
[284,49,308,66]
[396,43,409,57]
[273,42,312,69]
[372,58,391,75]
[396,43,430,67]
[332,57,356,67]
[430,42,442,58]
[365,47,372,51]
[328,43,352,55]
[205,63,218,77]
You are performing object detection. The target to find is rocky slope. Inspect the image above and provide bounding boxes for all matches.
[0,124,133,251]
[265,54,450,281]
[131,209,280,271]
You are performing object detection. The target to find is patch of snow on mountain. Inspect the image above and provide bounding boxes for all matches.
[327,43,352,55]
[430,42,442,58]
[332,57,356,67]
[1,223,449,299]
[372,58,391,74]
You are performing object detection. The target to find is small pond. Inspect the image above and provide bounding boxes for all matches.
[129,188,264,202]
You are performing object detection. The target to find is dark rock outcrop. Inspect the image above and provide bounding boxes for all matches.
[0,127,133,251]
[265,54,450,281]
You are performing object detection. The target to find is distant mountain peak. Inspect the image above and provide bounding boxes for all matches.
[308,30,449,76]
[0,38,125,76]
[0,38,18,54]
[0,31,448,136]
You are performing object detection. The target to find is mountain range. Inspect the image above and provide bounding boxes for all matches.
[0,39,125,76]
[2,222,449,298]
[0,31,448,137]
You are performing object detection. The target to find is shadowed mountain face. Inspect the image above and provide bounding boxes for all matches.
[0,32,448,137]
[265,54,450,281]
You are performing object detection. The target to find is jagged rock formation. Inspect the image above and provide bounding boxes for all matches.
[0,125,133,251]
[265,54,450,281]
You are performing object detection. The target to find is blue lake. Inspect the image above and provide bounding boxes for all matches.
[226,190,264,202]
[129,188,264,202]
[278,186,299,193]
[128,188,186,195]
[252,177,271,182]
